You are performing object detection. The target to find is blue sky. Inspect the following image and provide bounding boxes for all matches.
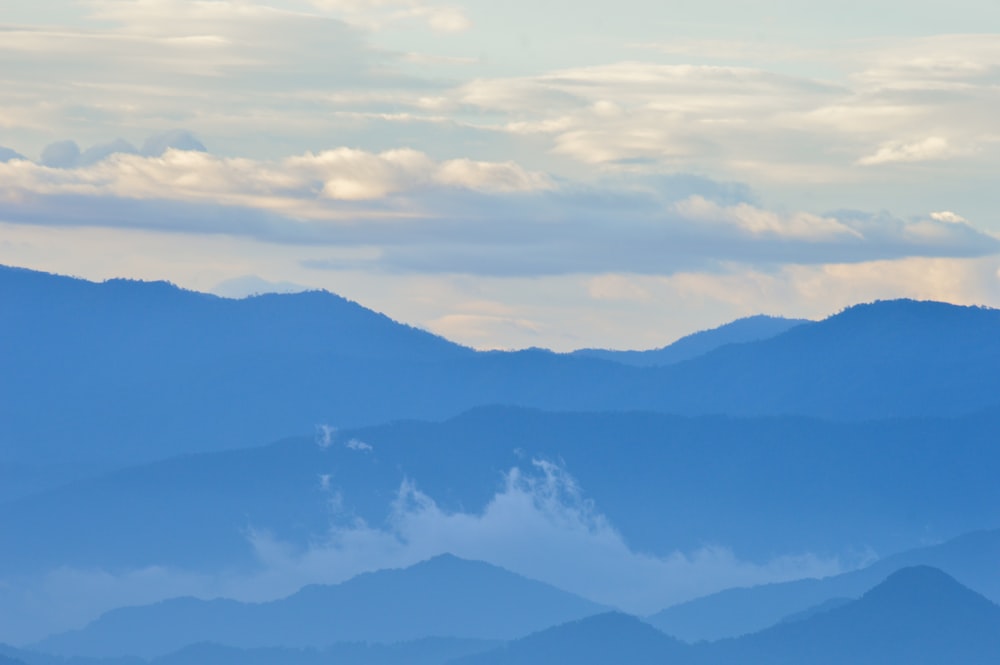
[2,0,1000,349]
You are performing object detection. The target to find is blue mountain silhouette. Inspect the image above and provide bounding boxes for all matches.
[3,405,1000,574]
[649,527,1000,641]
[701,566,1000,664]
[571,314,808,366]
[35,555,607,659]
[6,265,1000,492]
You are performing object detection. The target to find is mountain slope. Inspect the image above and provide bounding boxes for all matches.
[648,527,1000,641]
[637,299,1000,419]
[0,265,474,473]
[702,567,1000,665]
[571,314,808,366]
[35,555,608,658]
[453,569,1000,665]
[5,266,1000,489]
[451,612,690,665]
[3,407,1000,574]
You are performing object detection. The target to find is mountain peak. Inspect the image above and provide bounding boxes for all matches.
[861,565,996,609]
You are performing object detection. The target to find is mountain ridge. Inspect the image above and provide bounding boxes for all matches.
[34,554,608,659]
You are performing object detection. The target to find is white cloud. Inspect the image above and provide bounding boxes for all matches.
[308,0,471,32]
[0,145,552,225]
[0,460,852,644]
[930,210,967,224]
[858,136,960,165]
[223,459,850,614]
[435,158,553,193]
[674,195,862,240]
[345,438,373,452]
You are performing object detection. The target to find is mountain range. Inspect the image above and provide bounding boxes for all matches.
[2,405,998,574]
[3,265,1000,661]
[35,555,606,658]
[457,567,1000,665]
[21,564,1000,665]
[570,314,808,366]
[649,527,1000,641]
[5,266,1000,496]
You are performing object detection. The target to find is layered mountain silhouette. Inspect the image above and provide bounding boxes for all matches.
[6,265,1000,659]
[18,567,1000,664]
[452,612,688,665]
[4,639,497,665]
[571,314,808,366]
[3,405,998,574]
[6,265,1000,496]
[35,555,607,658]
[700,566,1000,664]
[455,568,1000,665]
[648,527,1000,641]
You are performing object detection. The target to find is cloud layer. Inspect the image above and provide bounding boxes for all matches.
[2,2,1000,349]
[0,460,850,644]
[0,139,996,281]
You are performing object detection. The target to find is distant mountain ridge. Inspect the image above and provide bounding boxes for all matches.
[571,314,809,366]
[3,406,1000,575]
[17,567,1000,665]
[5,265,1000,496]
[35,554,608,658]
[451,613,687,665]
[648,527,1000,641]
[700,566,1000,665]
[457,567,1000,665]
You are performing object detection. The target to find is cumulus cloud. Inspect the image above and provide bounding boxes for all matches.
[1,142,994,279]
[0,143,552,229]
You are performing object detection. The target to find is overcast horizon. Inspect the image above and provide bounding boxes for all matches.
[2,1,1000,350]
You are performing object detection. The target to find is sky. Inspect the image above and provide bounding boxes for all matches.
[2,0,1000,350]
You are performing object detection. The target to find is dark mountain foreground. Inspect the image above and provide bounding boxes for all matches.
[34,555,607,659]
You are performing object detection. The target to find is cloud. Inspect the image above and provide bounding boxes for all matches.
[858,136,960,165]
[79,138,139,166]
[308,0,472,33]
[40,140,81,168]
[210,274,311,298]
[587,274,652,302]
[315,424,373,452]
[0,146,26,162]
[0,143,553,232]
[344,438,373,452]
[674,196,862,241]
[930,210,967,224]
[140,130,207,157]
[0,460,851,644]
[0,145,995,280]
